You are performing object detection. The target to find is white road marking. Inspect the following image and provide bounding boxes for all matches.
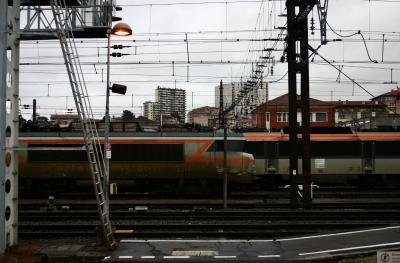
[299,241,400,256]
[141,256,156,259]
[172,250,218,256]
[214,256,237,258]
[257,255,281,258]
[121,226,400,244]
[163,256,191,259]
[118,256,133,259]
[279,226,400,242]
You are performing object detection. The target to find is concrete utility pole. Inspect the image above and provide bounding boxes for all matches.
[286,0,315,208]
[0,0,8,253]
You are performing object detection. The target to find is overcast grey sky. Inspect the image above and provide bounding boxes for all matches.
[18,0,400,119]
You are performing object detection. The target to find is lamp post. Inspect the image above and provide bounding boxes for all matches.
[104,22,132,218]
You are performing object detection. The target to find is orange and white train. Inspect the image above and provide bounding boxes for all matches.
[17,132,400,191]
[18,132,256,192]
[245,132,400,187]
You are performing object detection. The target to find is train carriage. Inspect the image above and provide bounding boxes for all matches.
[18,132,256,192]
[15,131,400,192]
[244,133,400,187]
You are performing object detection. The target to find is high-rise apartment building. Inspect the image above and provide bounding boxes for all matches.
[215,82,268,116]
[143,101,158,121]
[155,87,186,122]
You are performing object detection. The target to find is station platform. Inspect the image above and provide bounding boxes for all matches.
[103,226,400,262]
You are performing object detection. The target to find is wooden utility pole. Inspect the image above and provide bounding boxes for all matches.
[223,122,228,209]
[286,0,315,208]
[218,80,228,208]
[219,80,224,129]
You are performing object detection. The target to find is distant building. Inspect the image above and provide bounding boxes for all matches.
[372,87,400,114]
[251,94,335,130]
[208,114,253,130]
[331,100,386,128]
[155,86,186,123]
[215,82,268,117]
[50,114,79,128]
[187,106,219,127]
[160,115,181,126]
[251,93,398,131]
[143,101,158,121]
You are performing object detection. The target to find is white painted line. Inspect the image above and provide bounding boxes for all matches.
[172,250,218,256]
[279,226,400,242]
[141,256,156,259]
[257,255,281,258]
[299,241,400,256]
[120,239,273,243]
[163,256,191,259]
[118,256,133,259]
[214,256,237,259]
[120,226,400,245]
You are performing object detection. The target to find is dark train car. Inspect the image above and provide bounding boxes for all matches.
[244,133,400,187]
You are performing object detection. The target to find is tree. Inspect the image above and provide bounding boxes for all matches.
[121,110,135,121]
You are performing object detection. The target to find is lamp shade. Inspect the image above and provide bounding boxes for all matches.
[111,22,132,36]
[110,83,127,95]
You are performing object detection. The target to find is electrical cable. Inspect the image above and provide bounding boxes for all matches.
[327,21,378,63]
[309,44,400,117]
[359,31,379,63]
[326,21,359,38]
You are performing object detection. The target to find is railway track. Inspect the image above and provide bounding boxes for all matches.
[20,187,400,200]
[19,209,400,220]
[19,197,400,210]
[19,189,400,239]
[19,209,400,239]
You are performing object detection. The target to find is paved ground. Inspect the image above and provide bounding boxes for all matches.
[103,226,400,262]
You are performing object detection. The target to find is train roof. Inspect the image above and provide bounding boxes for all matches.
[18,131,400,142]
[19,132,243,138]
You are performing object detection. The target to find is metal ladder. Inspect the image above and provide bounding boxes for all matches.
[49,0,116,248]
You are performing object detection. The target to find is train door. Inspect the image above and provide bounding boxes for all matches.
[265,141,279,174]
[361,141,375,172]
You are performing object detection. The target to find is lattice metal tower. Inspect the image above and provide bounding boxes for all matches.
[1,0,115,251]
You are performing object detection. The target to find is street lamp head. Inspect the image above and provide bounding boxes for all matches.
[110,83,127,95]
[111,22,132,36]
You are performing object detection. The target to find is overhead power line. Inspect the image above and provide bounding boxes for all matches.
[118,1,271,7]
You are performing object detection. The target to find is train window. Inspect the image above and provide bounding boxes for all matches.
[112,144,184,162]
[276,141,361,157]
[276,141,290,156]
[375,141,400,157]
[264,142,278,158]
[207,140,244,152]
[244,141,264,157]
[27,144,88,162]
[310,141,361,157]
